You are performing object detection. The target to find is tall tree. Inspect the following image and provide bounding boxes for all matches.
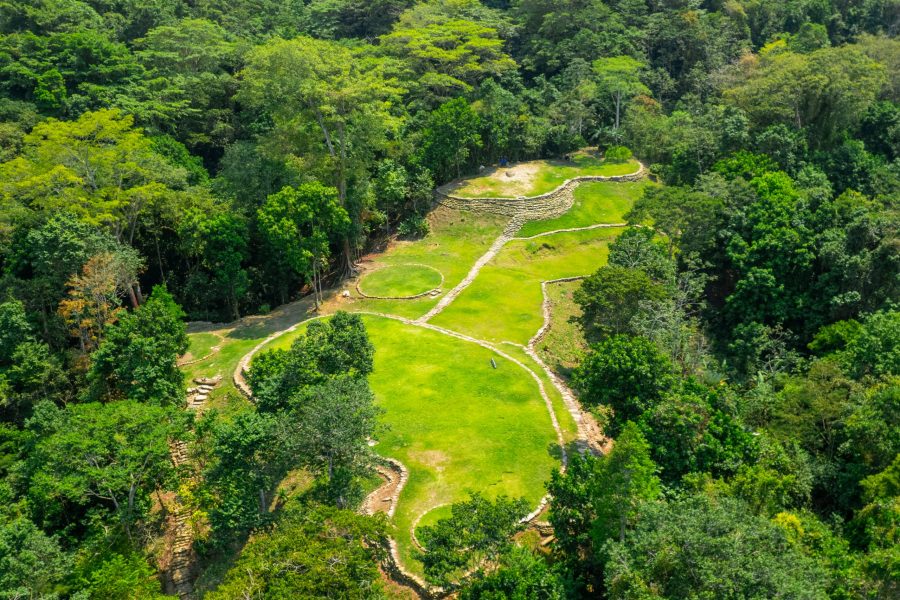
[256,183,349,307]
[238,36,403,270]
[593,56,649,134]
[293,376,382,508]
[0,109,190,243]
[86,285,188,406]
[25,400,180,540]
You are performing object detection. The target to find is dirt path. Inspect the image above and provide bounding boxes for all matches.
[360,458,408,518]
[528,277,610,455]
[176,331,225,367]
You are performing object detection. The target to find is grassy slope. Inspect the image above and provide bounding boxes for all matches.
[183,332,220,362]
[518,180,649,237]
[430,227,623,345]
[256,314,560,574]
[532,280,588,380]
[358,264,443,298]
[452,153,639,199]
[350,208,507,320]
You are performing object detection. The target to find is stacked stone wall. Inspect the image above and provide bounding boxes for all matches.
[435,166,645,220]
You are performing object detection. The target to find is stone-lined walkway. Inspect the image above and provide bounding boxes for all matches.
[164,376,221,599]
[222,161,644,597]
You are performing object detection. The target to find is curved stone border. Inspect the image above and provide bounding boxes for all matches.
[527,277,610,455]
[436,163,645,221]
[177,331,226,367]
[361,457,409,519]
[356,263,445,300]
[417,215,527,323]
[410,503,450,552]
[232,310,567,597]
[513,222,627,241]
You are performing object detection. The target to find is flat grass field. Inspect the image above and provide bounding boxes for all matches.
[182,332,221,363]
[257,314,561,574]
[431,227,624,345]
[351,208,507,319]
[517,180,650,237]
[358,264,443,298]
[446,150,640,199]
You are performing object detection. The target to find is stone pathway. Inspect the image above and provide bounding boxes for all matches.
[222,163,645,596]
[177,331,225,367]
[512,222,627,241]
[416,215,526,323]
[528,277,609,454]
[163,376,221,599]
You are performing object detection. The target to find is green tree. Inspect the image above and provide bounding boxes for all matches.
[417,493,529,588]
[573,335,676,436]
[25,400,179,540]
[206,503,386,600]
[257,183,350,307]
[725,46,886,149]
[82,551,173,599]
[607,227,674,284]
[180,211,250,320]
[0,109,189,243]
[604,494,829,599]
[238,36,403,269]
[591,422,661,545]
[136,18,238,153]
[593,56,648,134]
[294,376,382,508]
[201,409,290,541]
[87,285,188,406]
[459,545,565,600]
[0,299,33,363]
[640,381,757,483]
[251,311,374,413]
[574,266,668,339]
[0,516,70,598]
[422,97,482,181]
[380,4,516,107]
[546,424,660,595]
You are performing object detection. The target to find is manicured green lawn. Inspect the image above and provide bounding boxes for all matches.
[183,332,221,363]
[517,180,650,237]
[350,208,507,320]
[431,227,623,345]
[532,280,588,380]
[256,314,560,575]
[358,264,443,298]
[449,151,640,199]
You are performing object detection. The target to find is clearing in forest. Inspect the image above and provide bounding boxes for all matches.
[181,158,645,578]
[440,149,640,198]
[259,313,561,571]
[358,264,443,298]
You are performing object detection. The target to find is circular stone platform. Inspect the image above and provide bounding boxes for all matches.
[357,264,444,299]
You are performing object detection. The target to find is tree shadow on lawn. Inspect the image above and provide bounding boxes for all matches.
[547,442,565,462]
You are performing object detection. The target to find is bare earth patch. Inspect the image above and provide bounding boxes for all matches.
[439,161,541,198]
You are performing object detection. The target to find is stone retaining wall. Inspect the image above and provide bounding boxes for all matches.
[435,165,645,220]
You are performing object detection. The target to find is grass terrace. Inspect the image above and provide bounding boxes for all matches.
[444,150,640,199]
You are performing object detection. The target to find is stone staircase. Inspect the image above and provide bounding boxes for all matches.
[164,375,221,599]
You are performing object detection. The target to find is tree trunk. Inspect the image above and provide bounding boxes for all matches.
[614,91,622,132]
[127,286,139,309]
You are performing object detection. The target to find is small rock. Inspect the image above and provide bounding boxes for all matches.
[341,290,351,298]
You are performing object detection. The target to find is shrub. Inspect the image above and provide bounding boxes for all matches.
[605,145,633,163]
[398,215,430,238]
